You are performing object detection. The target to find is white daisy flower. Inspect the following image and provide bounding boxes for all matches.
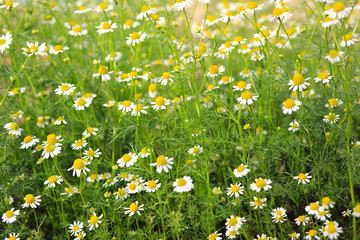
[173,176,194,193]
[75,6,92,14]
[288,73,310,92]
[293,172,312,184]
[93,65,113,82]
[233,81,251,91]
[20,135,39,149]
[68,158,90,177]
[227,183,244,198]
[73,97,91,111]
[171,0,193,11]
[22,42,47,56]
[2,208,20,224]
[124,201,144,216]
[315,71,333,84]
[49,45,69,55]
[288,120,300,132]
[150,155,174,173]
[323,113,340,124]
[125,31,147,46]
[145,180,161,192]
[68,221,83,236]
[0,32,12,53]
[326,2,352,19]
[117,152,138,168]
[115,188,129,200]
[4,233,20,240]
[324,50,344,63]
[282,98,301,114]
[188,146,203,155]
[137,5,157,20]
[233,164,250,177]
[250,197,267,209]
[118,100,134,113]
[44,175,63,188]
[305,202,320,215]
[131,104,149,116]
[322,221,343,239]
[151,96,171,110]
[69,25,88,36]
[95,2,113,12]
[96,20,117,34]
[71,139,88,150]
[88,213,103,230]
[21,194,41,208]
[83,148,101,161]
[236,90,258,105]
[250,178,272,192]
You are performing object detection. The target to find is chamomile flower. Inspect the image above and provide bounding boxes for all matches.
[324,50,343,63]
[4,233,19,240]
[236,90,258,105]
[118,152,138,168]
[218,10,237,23]
[340,32,358,47]
[126,180,144,194]
[21,194,41,208]
[126,31,147,46]
[288,120,300,132]
[44,175,63,188]
[68,158,90,177]
[83,127,98,138]
[293,173,312,184]
[69,221,83,236]
[306,229,320,240]
[288,73,310,92]
[295,215,310,226]
[207,65,225,77]
[83,148,101,161]
[72,139,88,150]
[250,178,272,192]
[158,72,174,86]
[42,143,61,159]
[233,81,251,91]
[75,6,92,14]
[22,42,47,56]
[322,16,340,28]
[151,96,171,110]
[4,122,22,136]
[208,232,222,240]
[131,104,149,116]
[115,188,129,200]
[103,100,116,108]
[315,207,331,221]
[8,87,25,96]
[49,45,69,55]
[342,209,352,217]
[246,1,263,14]
[0,1,19,9]
[225,215,246,230]
[148,83,158,98]
[352,203,360,217]
[282,98,301,114]
[315,72,333,84]
[145,180,161,192]
[218,76,234,85]
[62,186,79,197]
[227,183,244,198]
[250,53,264,61]
[226,229,238,239]
[96,20,117,34]
[2,208,20,224]
[272,207,287,223]
[74,97,91,111]
[69,25,88,36]
[188,146,203,155]
[305,202,320,215]
[171,0,193,11]
[124,201,144,216]
[322,221,343,239]
[0,32,12,53]
[326,98,343,108]
[87,173,99,183]
[233,164,250,177]
[105,51,122,62]
[88,213,103,230]
[137,5,157,20]
[250,197,267,209]
[326,2,352,19]
[54,83,76,95]
[205,15,218,26]
[289,233,300,240]
[138,147,150,158]
[93,65,113,82]
[150,155,174,173]
[20,135,39,149]
[323,113,339,124]
[173,176,194,193]
[95,2,113,12]
[118,100,134,113]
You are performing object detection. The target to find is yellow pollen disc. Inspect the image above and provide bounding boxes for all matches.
[73,27,82,33]
[237,81,247,89]
[9,237,16,240]
[354,204,360,213]
[162,72,170,79]
[209,233,218,240]
[248,1,258,9]
[90,174,98,180]
[131,32,140,40]
[318,72,328,79]
[135,104,143,111]
[141,5,150,12]
[286,28,296,36]
[99,2,108,10]
[98,65,108,75]
[343,33,353,41]
[122,154,132,163]
[73,225,79,231]
[209,65,218,74]
[327,225,336,234]
[332,2,344,12]
[148,180,156,189]
[77,99,86,106]
[89,215,98,224]
[129,183,136,190]
[79,6,87,10]
[148,83,157,92]
[328,98,338,106]
[298,216,305,222]
[231,185,239,192]
[118,189,126,195]
[87,149,95,157]
[48,175,58,183]
[284,99,295,109]
[273,8,282,16]
[327,114,336,121]
[24,136,33,143]
[222,76,230,82]
[262,29,270,38]
[45,144,55,153]
[238,6,246,13]
[6,1,14,7]
[177,178,186,186]
[228,218,237,226]
[193,147,200,153]
[122,100,131,107]
[30,45,38,52]
[319,210,326,216]
[73,159,84,169]
[241,90,253,100]
[255,178,266,188]
[129,71,138,77]
[237,165,245,172]
[292,73,304,85]
[75,140,83,147]
[102,22,111,29]
[329,50,339,58]
[121,173,128,178]
[225,10,234,17]
[255,198,262,206]
[0,39,6,45]
[155,96,165,106]
[25,194,35,204]
[5,210,14,218]
[309,230,316,236]
[156,155,167,166]
[125,19,133,26]
[129,203,138,212]
[290,233,296,237]
[276,215,283,220]
[186,160,193,165]
[298,173,306,180]
[310,202,319,210]
[9,123,19,130]
[60,85,70,92]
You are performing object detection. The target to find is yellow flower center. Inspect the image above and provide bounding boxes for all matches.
[273,8,282,17]
[231,185,239,193]
[79,6,87,10]
[148,180,156,189]
[298,173,306,180]
[241,90,253,100]
[5,210,14,218]
[343,33,353,41]
[48,175,58,183]
[255,178,266,188]
[5,1,14,7]
[73,27,82,33]
[129,71,138,77]
[327,225,336,234]
[228,218,237,227]
[75,140,83,147]
[10,123,19,130]
[209,233,218,240]
[156,155,167,166]
[248,1,258,9]
[98,65,108,75]
[24,136,33,143]
[329,50,339,58]
[129,203,138,212]
[122,100,131,107]
[238,6,246,13]
[177,178,186,186]
[354,204,360,213]
[121,173,128,178]
[209,65,219,75]
[89,215,98,224]
[290,233,297,238]
[332,2,344,12]
[292,73,305,85]
[309,229,317,236]
[90,173,98,180]
[118,188,126,196]
[141,5,150,12]
[47,134,57,145]
[99,2,108,10]
[122,154,132,163]
[224,41,232,48]
[54,45,63,52]
[29,45,38,52]
[162,72,170,79]
[222,76,230,83]
[102,22,111,29]
[319,210,326,216]
[25,194,35,204]
[237,165,245,172]
[284,99,295,109]
[225,10,235,17]
[193,147,200,153]
[0,39,6,45]
[327,114,336,121]
[298,216,305,222]
[73,158,84,169]
[148,83,157,92]
[60,85,70,92]
[328,98,338,106]
[87,149,95,157]
[155,96,165,106]
[261,29,270,38]
[318,72,328,79]
[186,160,193,165]
[254,198,262,206]
[135,104,143,112]
[77,99,86,106]
[207,15,217,22]
[9,236,16,240]
[131,32,140,40]
[237,81,247,89]
[45,144,55,153]
[73,225,79,231]
[310,202,320,210]
[286,28,296,36]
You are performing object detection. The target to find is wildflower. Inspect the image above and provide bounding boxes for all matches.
[0,32,12,53]
[148,83,157,97]
[20,135,39,149]
[95,2,113,12]
[126,180,143,194]
[93,65,113,82]
[2,208,20,224]
[353,203,360,217]
[282,99,301,114]
[233,81,251,91]
[21,194,41,208]
[145,180,161,192]
[315,71,333,84]
[306,202,320,215]
[150,155,174,173]
[8,87,25,96]
[326,98,343,108]
[293,173,312,184]
[326,2,352,19]
[306,229,320,240]
[158,72,174,86]
[87,173,99,183]
[322,221,343,239]
[69,221,83,236]
[250,197,267,209]
[62,186,79,197]
[173,176,194,193]
[250,178,272,192]
[208,232,222,240]
[118,100,134,113]
[254,234,268,240]
[233,164,250,177]
[124,201,144,216]
[227,183,244,198]
[74,231,86,239]
[72,139,88,150]
[271,207,287,223]
[103,100,115,108]
[137,5,157,20]
[295,215,310,226]
[96,20,117,34]
[73,97,91,111]
[22,42,46,56]
[44,175,63,188]
[83,148,101,161]
[151,96,171,110]
[115,188,129,200]
[250,53,264,61]
[207,65,225,77]
[225,215,246,230]
[4,233,19,240]
[118,152,138,168]
[340,32,357,47]
[126,31,147,46]
[69,25,88,36]
[188,146,203,156]
[42,142,61,159]
[171,0,193,11]
[212,187,221,195]
[290,233,300,240]
[49,45,69,55]
[218,10,237,23]
[323,113,339,124]
[322,16,339,28]
[88,213,103,230]
[218,76,234,85]
[342,209,352,216]
[139,147,150,158]
[316,206,331,221]
[75,6,92,14]
[288,73,310,92]
[205,15,218,26]
[68,159,90,177]
[324,50,343,63]
[131,104,149,116]
[236,90,258,105]
[4,122,23,137]
[83,127,98,138]
[225,229,238,239]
